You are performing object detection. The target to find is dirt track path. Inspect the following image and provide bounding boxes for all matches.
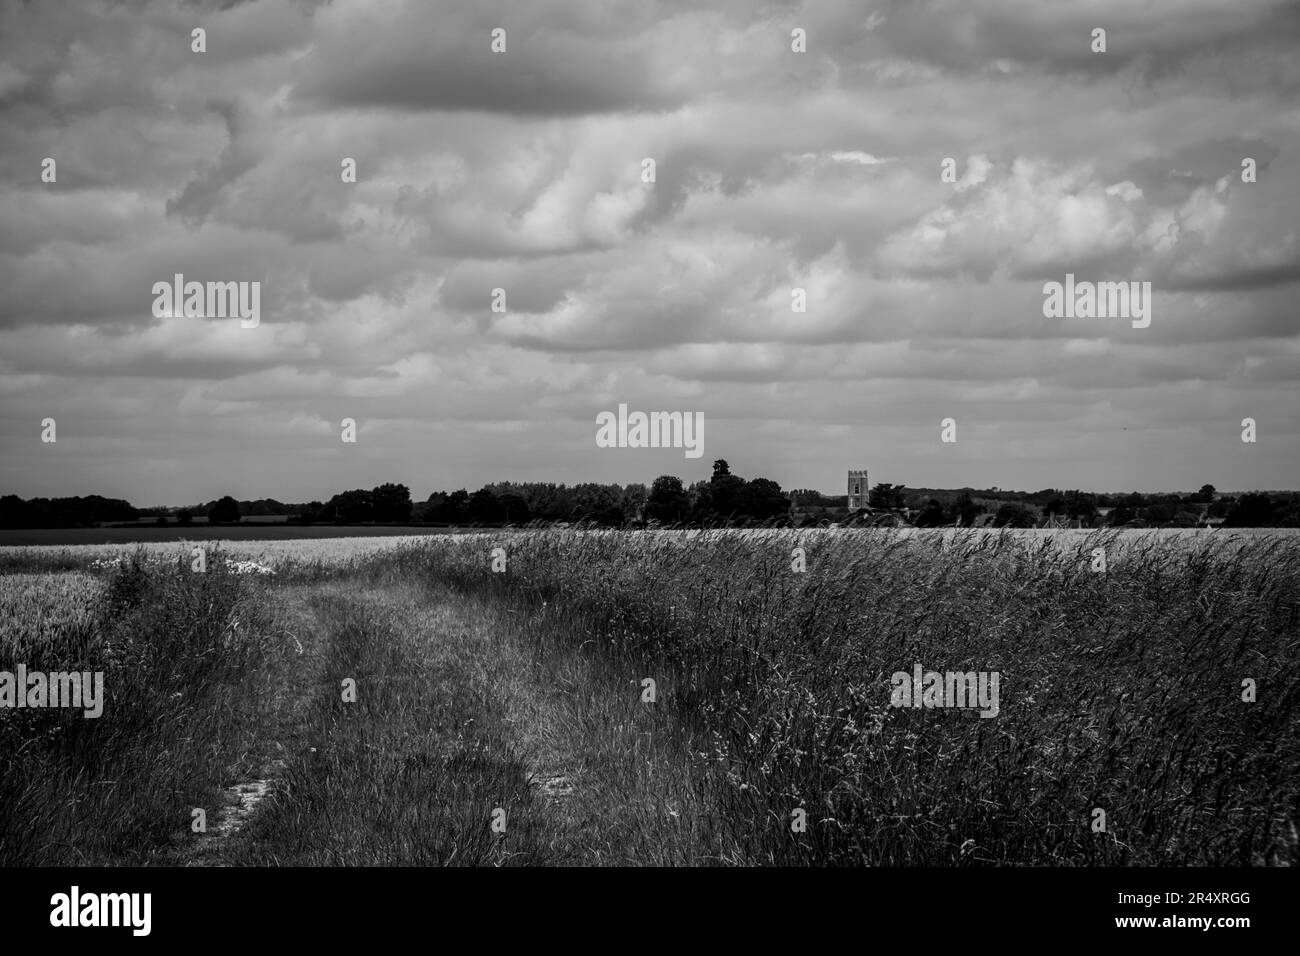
[180,581,592,866]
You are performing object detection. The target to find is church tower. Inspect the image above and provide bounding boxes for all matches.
[847,469,869,510]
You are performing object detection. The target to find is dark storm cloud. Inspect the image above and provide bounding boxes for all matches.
[1162,261,1300,293]
[859,0,1300,83]
[292,0,686,116]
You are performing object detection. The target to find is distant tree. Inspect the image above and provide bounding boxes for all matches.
[708,460,746,517]
[686,480,714,521]
[791,489,837,507]
[1274,501,1300,528]
[294,501,323,525]
[1140,502,1177,525]
[620,483,648,524]
[1208,496,1233,518]
[993,502,1036,528]
[1107,506,1134,527]
[914,499,947,527]
[488,482,571,520]
[1063,490,1098,524]
[646,475,690,523]
[868,482,906,511]
[947,490,984,527]
[467,488,505,524]
[209,496,240,525]
[155,515,168,526]
[902,492,930,512]
[425,489,471,523]
[0,495,25,528]
[571,483,622,524]
[176,509,193,526]
[0,494,138,528]
[424,492,449,522]
[1194,483,1217,504]
[1117,492,1147,511]
[1225,492,1276,528]
[445,489,470,522]
[738,477,789,521]
[371,483,412,523]
[1028,488,1062,507]
[498,493,532,524]
[329,489,374,523]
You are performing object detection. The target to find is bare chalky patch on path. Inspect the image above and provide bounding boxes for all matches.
[187,763,285,866]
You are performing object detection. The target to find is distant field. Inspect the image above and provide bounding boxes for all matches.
[4,523,1294,550]
[1,526,1295,576]
[0,532,476,574]
[0,525,461,547]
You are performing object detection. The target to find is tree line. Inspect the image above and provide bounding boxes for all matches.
[3,472,1298,529]
[858,483,1300,529]
[0,495,137,529]
[293,460,789,526]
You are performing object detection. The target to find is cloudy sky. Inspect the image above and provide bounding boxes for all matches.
[2,0,1298,505]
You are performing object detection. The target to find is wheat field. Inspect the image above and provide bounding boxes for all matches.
[2,528,1297,865]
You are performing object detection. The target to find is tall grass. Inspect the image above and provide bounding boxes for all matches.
[367,528,1300,865]
[0,551,293,864]
[3,530,1296,865]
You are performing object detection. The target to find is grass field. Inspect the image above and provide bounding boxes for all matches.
[2,528,1297,865]
[0,525,462,547]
